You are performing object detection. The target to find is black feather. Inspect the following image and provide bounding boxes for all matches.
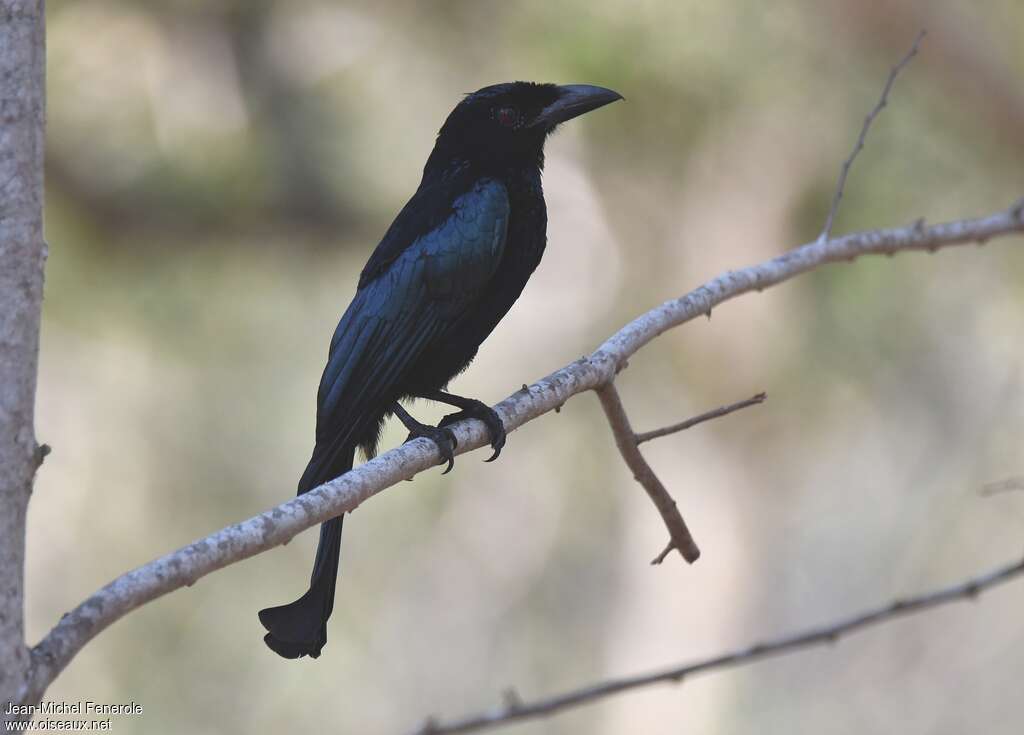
[258,81,621,659]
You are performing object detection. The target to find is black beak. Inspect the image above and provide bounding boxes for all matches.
[533,84,623,129]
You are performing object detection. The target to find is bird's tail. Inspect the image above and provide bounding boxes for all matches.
[258,441,356,659]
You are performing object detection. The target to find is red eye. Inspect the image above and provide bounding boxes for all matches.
[496,107,518,127]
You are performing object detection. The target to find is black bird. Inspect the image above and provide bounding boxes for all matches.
[258,81,622,658]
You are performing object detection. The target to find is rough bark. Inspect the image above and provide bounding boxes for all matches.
[0,0,46,717]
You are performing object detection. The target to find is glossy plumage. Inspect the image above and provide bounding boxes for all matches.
[259,81,621,659]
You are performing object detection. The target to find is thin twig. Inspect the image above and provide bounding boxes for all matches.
[413,554,1024,735]
[23,203,1024,705]
[596,384,700,564]
[980,476,1024,496]
[818,30,926,243]
[635,392,766,445]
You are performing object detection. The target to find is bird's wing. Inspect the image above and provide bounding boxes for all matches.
[358,165,473,289]
[301,178,509,486]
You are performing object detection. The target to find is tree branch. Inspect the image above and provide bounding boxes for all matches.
[635,392,766,446]
[22,201,1024,704]
[0,0,46,717]
[818,30,926,243]
[413,554,1024,734]
[589,29,924,573]
[596,383,700,564]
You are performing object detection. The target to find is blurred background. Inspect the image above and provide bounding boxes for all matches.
[27,0,1024,733]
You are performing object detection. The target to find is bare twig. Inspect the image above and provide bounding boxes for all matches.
[596,384,700,564]
[597,390,766,564]
[980,476,1024,496]
[818,30,926,243]
[635,392,766,445]
[412,554,1024,735]
[22,203,1024,705]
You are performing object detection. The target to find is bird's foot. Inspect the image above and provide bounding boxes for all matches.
[405,424,458,474]
[438,400,506,462]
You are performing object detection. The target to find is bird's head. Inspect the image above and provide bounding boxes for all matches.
[429,81,622,171]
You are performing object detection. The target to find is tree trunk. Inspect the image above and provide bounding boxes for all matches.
[0,0,46,715]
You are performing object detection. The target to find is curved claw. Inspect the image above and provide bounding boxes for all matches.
[440,402,507,464]
[405,425,457,473]
[436,428,457,474]
[483,430,506,462]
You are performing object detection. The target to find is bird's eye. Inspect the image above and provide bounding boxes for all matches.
[495,107,519,128]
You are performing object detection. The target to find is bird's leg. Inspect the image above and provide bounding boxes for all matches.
[418,389,507,462]
[392,401,457,474]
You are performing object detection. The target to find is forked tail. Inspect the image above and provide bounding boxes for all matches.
[258,441,356,658]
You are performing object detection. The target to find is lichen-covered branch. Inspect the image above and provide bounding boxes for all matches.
[22,200,1024,705]
[0,0,47,717]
